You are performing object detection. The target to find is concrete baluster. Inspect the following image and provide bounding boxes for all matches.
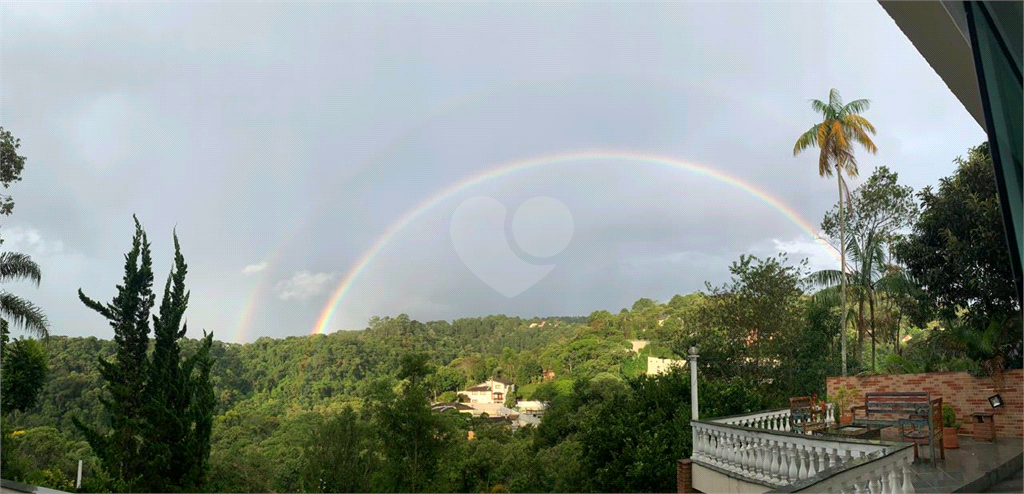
[879,463,892,494]
[706,430,717,466]
[853,477,867,494]
[755,437,769,481]
[787,443,799,481]
[901,459,916,494]
[769,440,782,484]
[749,442,758,478]
[797,444,808,480]
[761,438,770,479]
[693,429,703,460]
[715,431,725,468]
[838,480,853,494]
[724,432,736,472]
[806,445,818,477]
[778,442,791,483]
[870,474,881,494]
[735,435,746,475]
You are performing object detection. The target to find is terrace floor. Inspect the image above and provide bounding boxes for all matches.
[906,437,1023,493]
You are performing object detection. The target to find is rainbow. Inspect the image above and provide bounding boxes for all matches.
[230,211,313,343]
[310,150,840,336]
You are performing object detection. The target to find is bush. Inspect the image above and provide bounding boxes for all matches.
[942,405,960,428]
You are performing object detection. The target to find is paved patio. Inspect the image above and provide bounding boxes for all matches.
[905,437,1023,493]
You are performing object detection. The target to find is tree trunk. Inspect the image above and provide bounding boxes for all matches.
[869,291,877,371]
[856,297,865,363]
[838,174,848,376]
[894,299,903,356]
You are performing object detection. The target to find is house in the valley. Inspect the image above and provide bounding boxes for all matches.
[646,356,686,376]
[430,402,475,415]
[459,378,514,405]
[515,400,549,417]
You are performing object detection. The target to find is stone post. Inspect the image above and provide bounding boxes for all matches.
[689,346,699,420]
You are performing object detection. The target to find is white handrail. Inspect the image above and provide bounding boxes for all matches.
[786,444,917,494]
[691,418,910,491]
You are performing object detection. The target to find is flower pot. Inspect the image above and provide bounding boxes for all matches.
[943,427,960,449]
[840,412,853,425]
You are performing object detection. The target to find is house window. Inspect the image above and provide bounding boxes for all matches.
[493,392,503,401]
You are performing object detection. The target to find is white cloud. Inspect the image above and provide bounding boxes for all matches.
[1,226,65,256]
[274,271,336,301]
[767,237,840,274]
[241,262,268,275]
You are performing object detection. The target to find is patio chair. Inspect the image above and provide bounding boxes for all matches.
[789,396,826,434]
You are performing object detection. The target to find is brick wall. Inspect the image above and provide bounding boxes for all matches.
[827,370,1023,438]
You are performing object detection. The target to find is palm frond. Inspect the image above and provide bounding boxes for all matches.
[843,98,872,115]
[810,284,843,307]
[842,114,877,135]
[793,125,820,156]
[807,269,848,288]
[816,124,833,176]
[829,88,842,108]
[844,115,879,155]
[831,121,849,151]
[0,252,42,285]
[849,128,879,155]
[835,151,859,178]
[809,99,829,115]
[0,291,49,338]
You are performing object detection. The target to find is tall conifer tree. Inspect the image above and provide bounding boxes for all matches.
[74,217,155,489]
[75,218,216,491]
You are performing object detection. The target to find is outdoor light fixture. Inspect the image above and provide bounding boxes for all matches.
[988,394,1003,408]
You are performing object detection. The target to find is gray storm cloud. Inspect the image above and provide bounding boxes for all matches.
[2,1,986,341]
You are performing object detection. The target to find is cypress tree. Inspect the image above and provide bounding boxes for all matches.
[142,231,216,492]
[75,218,216,491]
[74,216,155,490]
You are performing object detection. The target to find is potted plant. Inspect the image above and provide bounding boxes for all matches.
[828,384,859,425]
[942,404,961,449]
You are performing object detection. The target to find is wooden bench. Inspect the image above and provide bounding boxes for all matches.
[851,392,944,461]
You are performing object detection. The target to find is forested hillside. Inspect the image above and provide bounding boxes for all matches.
[2,253,850,492]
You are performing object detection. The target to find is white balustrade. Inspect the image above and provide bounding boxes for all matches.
[790,446,917,494]
[710,408,793,432]
[690,419,895,489]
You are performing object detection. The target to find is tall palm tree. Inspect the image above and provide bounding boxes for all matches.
[0,251,49,338]
[795,88,878,376]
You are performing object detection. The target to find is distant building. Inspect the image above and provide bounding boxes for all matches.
[516,400,549,417]
[431,402,475,414]
[646,356,686,376]
[459,378,515,405]
[629,340,650,353]
[543,369,556,381]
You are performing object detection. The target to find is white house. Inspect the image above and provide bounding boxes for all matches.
[515,400,549,416]
[459,378,515,405]
[646,356,686,376]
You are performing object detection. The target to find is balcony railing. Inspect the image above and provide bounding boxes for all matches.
[691,409,917,493]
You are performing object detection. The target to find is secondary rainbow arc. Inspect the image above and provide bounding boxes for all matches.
[311,150,840,336]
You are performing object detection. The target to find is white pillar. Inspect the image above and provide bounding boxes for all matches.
[689,346,699,421]
[77,459,83,489]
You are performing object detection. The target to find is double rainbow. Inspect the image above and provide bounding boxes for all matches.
[309,150,839,336]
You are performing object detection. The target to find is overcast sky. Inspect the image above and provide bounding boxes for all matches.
[2,1,986,343]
